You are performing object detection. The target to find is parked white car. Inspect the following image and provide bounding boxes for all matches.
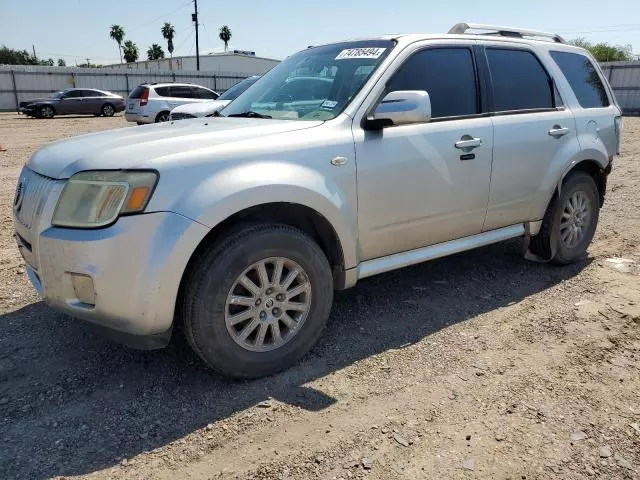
[125,83,219,124]
[169,76,261,121]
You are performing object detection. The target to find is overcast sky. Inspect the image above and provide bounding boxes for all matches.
[1,0,639,65]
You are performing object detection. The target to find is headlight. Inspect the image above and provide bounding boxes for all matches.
[52,170,158,228]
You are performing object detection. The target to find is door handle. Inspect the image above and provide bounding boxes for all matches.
[548,126,570,138]
[455,138,482,150]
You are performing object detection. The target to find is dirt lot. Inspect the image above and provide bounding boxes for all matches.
[0,113,639,480]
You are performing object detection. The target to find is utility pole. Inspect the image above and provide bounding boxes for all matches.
[32,45,37,61]
[192,0,200,70]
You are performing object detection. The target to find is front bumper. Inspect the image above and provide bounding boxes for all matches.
[13,172,209,345]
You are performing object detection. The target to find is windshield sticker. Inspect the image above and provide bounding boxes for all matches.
[321,100,338,109]
[335,47,386,60]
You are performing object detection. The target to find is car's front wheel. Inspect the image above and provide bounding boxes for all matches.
[38,105,55,119]
[182,224,334,378]
[529,171,600,264]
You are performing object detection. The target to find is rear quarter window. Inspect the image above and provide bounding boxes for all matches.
[154,86,172,97]
[550,51,610,108]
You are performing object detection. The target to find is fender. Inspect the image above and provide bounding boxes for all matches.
[535,145,610,222]
[171,161,360,270]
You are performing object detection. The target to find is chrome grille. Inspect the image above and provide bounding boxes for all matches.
[170,112,196,121]
[14,168,57,229]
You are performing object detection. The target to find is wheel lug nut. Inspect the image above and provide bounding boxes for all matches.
[266,288,273,295]
[255,299,261,306]
[273,308,281,317]
[259,311,266,319]
[276,294,284,301]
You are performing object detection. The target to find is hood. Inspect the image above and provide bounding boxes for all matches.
[22,97,56,105]
[170,100,232,117]
[27,117,323,179]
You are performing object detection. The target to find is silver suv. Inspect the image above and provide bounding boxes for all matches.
[13,24,621,378]
[125,82,219,124]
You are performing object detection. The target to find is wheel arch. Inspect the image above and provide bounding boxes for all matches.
[178,202,350,303]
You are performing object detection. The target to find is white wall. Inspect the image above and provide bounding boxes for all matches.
[0,65,251,111]
[108,54,279,76]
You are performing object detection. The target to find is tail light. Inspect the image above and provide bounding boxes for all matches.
[614,116,622,155]
[139,88,149,107]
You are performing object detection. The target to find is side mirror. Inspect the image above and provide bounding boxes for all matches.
[364,90,431,130]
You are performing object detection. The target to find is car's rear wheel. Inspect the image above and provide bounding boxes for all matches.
[101,104,115,117]
[38,105,55,119]
[529,171,600,264]
[155,111,170,123]
[182,223,334,378]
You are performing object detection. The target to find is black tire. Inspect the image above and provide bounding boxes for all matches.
[101,103,115,117]
[155,111,170,123]
[529,172,600,265]
[182,223,333,378]
[136,121,146,126]
[38,105,55,119]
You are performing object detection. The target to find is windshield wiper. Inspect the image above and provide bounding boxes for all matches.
[226,111,272,119]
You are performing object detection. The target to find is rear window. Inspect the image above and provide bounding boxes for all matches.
[129,86,148,99]
[154,86,171,97]
[550,51,610,108]
[486,48,553,112]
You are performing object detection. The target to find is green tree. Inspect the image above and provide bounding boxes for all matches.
[123,40,139,63]
[0,45,37,65]
[40,58,54,66]
[147,43,165,60]
[109,25,125,63]
[219,25,232,52]
[57,58,66,67]
[570,38,633,62]
[161,22,176,58]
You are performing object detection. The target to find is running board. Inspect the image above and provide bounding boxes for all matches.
[358,224,525,280]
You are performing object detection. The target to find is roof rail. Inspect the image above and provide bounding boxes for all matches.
[449,23,566,44]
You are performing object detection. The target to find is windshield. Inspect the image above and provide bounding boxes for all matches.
[222,40,394,121]
[219,76,260,101]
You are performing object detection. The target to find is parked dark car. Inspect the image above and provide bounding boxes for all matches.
[19,88,125,118]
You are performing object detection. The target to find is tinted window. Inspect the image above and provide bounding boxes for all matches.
[63,90,83,98]
[170,85,195,98]
[129,86,147,99]
[153,86,171,97]
[219,77,259,101]
[81,90,101,97]
[387,48,478,118]
[486,49,553,111]
[550,51,609,108]
[194,87,219,99]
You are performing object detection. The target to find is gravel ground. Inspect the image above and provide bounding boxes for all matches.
[0,113,639,480]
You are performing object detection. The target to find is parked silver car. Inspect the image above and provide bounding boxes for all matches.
[13,23,621,378]
[19,88,125,118]
[124,82,219,124]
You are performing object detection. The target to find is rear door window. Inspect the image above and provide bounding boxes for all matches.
[169,85,194,98]
[486,48,553,112]
[550,51,610,108]
[387,47,479,118]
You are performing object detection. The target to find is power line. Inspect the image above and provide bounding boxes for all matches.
[126,0,192,33]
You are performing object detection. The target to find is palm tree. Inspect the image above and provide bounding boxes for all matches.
[147,43,165,61]
[219,25,232,52]
[161,22,176,58]
[109,25,125,64]
[122,40,139,63]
